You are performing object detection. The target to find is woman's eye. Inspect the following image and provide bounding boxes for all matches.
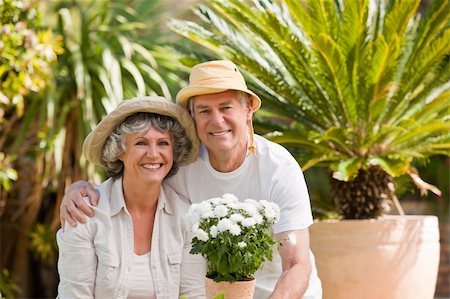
[135,141,146,145]
[159,141,170,146]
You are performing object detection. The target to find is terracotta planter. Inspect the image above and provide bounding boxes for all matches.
[205,277,256,299]
[310,215,440,299]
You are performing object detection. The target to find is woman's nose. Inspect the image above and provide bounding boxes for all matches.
[146,145,158,158]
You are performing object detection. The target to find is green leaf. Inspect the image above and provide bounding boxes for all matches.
[368,156,410,177]
[170,0,450,219]
[331,158,363,181]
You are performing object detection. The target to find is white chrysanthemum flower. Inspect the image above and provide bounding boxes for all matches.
[230,213,245,223]
[221,193,239,203]
[196,201,214,220]
[208,197,222,206]
[272,203,281,223]
[197,201,209,210]
[260,200,280,224]
[214,204,228,217]
[227,202,241,210]
[201,209,215,219]
[240,202,258,217]
[187,193,281,279]
[241,217,257,228]
[254,214,264,224]
[194,228,209,242]
[189,203,199,211]
[210,225,218,238]
[187,203,201,226]
[288,232,297,246]
[191,223,199,232]
[229,224,242,236]
[217,218,234,233]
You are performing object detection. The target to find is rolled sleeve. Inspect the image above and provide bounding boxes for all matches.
[56,224,97,298]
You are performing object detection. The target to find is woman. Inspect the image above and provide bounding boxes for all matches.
[56,96,205,298]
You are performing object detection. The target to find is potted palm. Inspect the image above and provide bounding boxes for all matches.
[187,194,280,299]
[170,0,449,298]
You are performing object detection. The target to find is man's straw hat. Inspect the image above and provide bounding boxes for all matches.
[83,96,199,168]
[176,60,261,153]
[176,60,261,112]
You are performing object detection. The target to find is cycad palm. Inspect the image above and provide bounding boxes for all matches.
[170,0,450,219]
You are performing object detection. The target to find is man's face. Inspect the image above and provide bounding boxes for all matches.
[192,90,253,156]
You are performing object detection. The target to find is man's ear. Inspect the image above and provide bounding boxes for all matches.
[188,98,196,119]
[247,109,254,121]
[246,98,254,121]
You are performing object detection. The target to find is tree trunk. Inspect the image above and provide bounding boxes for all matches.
[329,165,395,219]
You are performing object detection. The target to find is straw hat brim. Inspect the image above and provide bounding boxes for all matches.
[176,85,262,112]
[83,96,199,168]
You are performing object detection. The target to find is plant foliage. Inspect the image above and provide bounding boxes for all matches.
[170,0,450,218]
[0,0,62,113]
[0,269,20,299]
[188,194,279,282]
[170,0,450,180]
[0,0,190,296]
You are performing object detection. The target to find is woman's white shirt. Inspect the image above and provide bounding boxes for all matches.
[56,177,206,299]
[128,252,156,299]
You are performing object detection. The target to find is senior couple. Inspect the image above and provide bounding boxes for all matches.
[57,60,322,299]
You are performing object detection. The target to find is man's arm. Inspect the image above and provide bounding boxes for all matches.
[60,181,99,228]
[270,229,312,299]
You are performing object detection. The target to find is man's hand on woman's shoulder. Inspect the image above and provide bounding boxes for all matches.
[60,180,99,229]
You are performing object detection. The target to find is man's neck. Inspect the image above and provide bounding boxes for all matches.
[207,145,247,173]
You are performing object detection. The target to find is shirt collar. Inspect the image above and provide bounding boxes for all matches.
[109,177,174,216]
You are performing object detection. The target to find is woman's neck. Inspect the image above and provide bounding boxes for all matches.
[121,176,160,213]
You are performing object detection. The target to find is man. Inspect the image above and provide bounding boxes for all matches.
[61,60,322,298]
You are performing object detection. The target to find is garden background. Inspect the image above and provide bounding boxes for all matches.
[0,0,448,298]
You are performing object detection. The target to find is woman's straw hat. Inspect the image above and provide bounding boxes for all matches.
[83,96,199,168]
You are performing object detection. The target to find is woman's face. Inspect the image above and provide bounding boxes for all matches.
[119,127,173,185]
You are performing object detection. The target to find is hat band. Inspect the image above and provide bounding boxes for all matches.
[190,77,248,89]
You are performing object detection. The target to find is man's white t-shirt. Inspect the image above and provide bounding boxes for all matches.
[167,134,322,299]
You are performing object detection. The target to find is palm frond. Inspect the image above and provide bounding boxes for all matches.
[170,0,450,181]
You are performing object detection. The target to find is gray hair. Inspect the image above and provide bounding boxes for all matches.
[102,113,192,179]
[187,90,250,117]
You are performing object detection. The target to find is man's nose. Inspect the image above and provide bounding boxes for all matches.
[210,109,224,124]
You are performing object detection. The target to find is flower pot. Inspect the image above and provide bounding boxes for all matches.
[310,215,440,299]
[205,277,256,299]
